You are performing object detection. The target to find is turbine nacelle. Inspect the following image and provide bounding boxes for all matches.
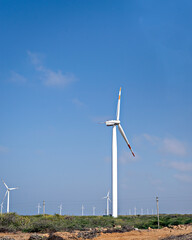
[105,120,120,126]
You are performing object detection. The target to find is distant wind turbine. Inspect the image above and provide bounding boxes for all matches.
[101,88,135,217]
[103,191,111,216]
[59,204,62,215]
[2,179,18,213]
[141,208,143,215]
[129,209,131,215]
[81,205,84,216]
[37,203,41,215]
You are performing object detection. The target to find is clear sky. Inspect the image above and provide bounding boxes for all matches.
[0,0,192,215]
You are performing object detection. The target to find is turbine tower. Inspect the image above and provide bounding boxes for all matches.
[81,205,84,216]
[37,203,41,215]
[103,88,135,218]
[103,191,111,216]
[0,203,3,215]
[59,204,62,215]
[2,179,18,213]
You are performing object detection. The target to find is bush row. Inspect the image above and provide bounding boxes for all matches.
[0,213,191,233]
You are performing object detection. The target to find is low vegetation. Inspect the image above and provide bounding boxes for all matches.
[0,213,191,233]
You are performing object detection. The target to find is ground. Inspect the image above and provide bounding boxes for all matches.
[0,225,191,240]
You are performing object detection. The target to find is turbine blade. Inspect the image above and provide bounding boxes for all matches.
[9,187,18,191]
[116,87,121,121]
[1,179,8,189]
[118,124,135,157]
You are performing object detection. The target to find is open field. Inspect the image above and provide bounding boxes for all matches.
[0,213,192,233]
[0,224,192,239]
[0,213,192,232]
[0,213,192,239]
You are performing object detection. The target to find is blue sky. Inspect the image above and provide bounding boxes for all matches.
[0,0,192,215]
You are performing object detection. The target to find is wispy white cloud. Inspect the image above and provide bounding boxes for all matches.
[27,51,43,66]
[119,150,138,164]
[91,116,112,123]
[10,71,27,83]
[142,134,160,145]
[27,51,76,87]
[135,134,187,157]
[0,146,9,153]
[174,174,192,183]
[72,98,86,108]
[169,161,192,171]
[160,138,187,157]
[43,70,76,87]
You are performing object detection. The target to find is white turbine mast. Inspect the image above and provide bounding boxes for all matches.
[103,190,111,216]
[59,204,62,215]
[81,205,84,216]
[2,179,18,213]
[103,88,135,218]
[37,203,41,215]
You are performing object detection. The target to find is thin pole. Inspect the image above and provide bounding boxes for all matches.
[93,206,96,216]
[129,209,131,215]
[147,208,149,215]
[0,203,3,215]
[43,200,45,215]
[156,197,160,229]
[134,207,136,216]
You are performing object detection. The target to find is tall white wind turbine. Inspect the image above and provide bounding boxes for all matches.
[103,87,135,218]
[2,179,18,213]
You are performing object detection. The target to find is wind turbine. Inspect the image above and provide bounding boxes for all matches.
[37,203,41,215]
[2,179,18,213]
[59,204,62,215]
[81,205,84,216]
[102,87,135,218]
[103,191,111,216]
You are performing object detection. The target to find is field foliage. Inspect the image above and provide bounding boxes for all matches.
[0,213,191,233]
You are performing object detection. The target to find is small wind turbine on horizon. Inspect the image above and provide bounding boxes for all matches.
[59,204,62,215]
[37,203,41,215]
[2,179,18,213]
[81,205,84,216]
[103,191,111,216]
[101,87,135,218]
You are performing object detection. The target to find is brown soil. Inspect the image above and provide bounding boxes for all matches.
[0,225,191,240]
